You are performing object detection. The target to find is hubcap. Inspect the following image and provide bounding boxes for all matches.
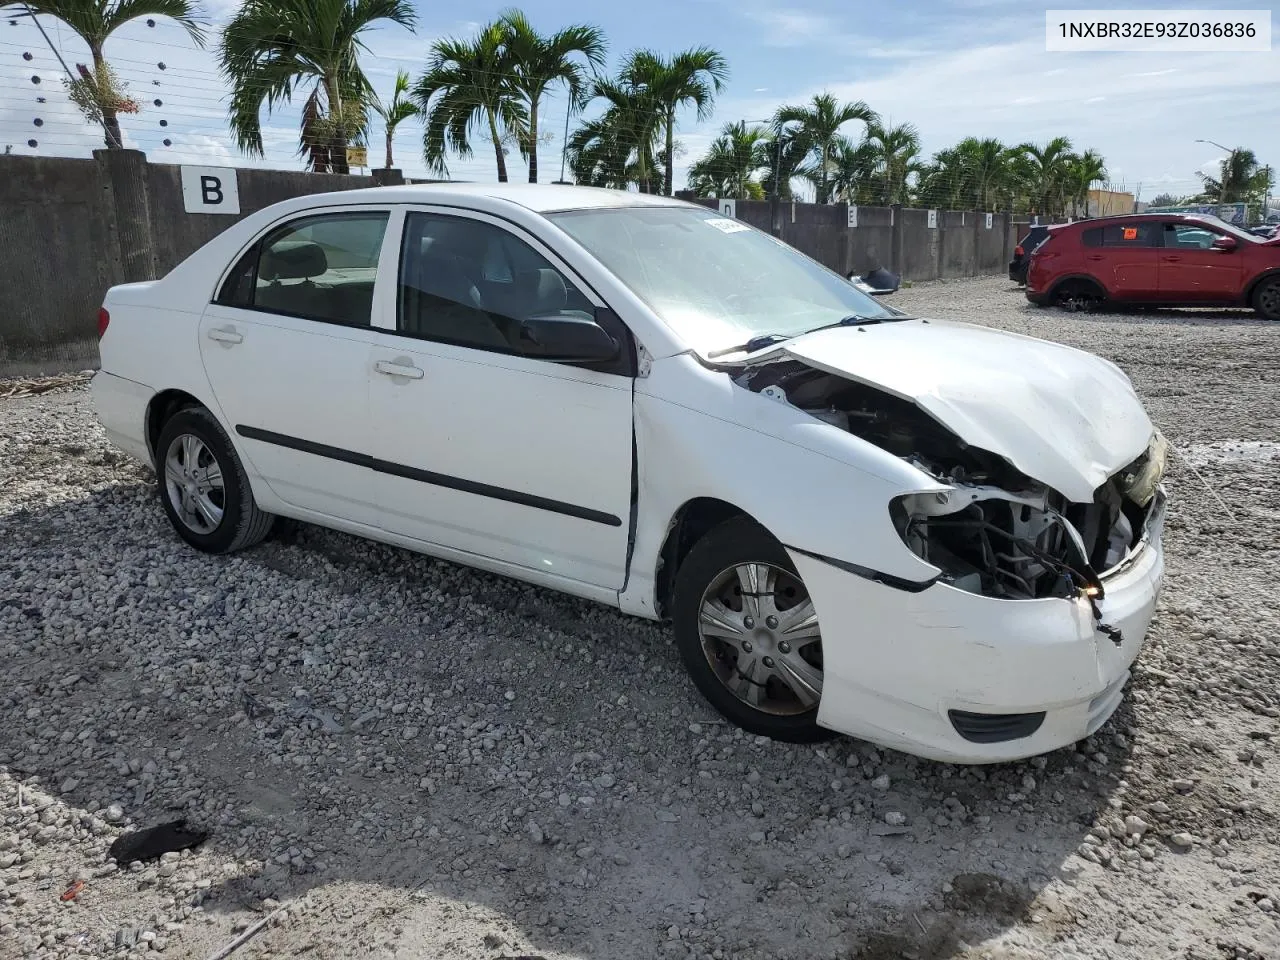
[163,434,225,534]
[697,563,823,716]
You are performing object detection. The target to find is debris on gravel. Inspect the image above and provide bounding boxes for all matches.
[1,277,1279,959]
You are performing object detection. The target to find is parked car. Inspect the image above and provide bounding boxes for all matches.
[1007,225,1051,284]
[92,184,1168,763]
[1025,213,1280,318]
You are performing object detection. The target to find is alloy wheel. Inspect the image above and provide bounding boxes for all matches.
[163,434,225,534]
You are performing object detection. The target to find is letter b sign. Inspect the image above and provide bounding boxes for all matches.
[181,165,240,215]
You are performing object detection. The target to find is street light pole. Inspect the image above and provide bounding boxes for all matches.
[1195,137,1240,214]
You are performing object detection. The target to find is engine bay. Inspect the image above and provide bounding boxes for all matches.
[737,360,1166,602]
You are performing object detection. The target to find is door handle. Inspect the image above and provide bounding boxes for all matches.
[1085,254,1104,261]
[206,327,242,345]
[1161,256,1182,262]
[375,359,424,380]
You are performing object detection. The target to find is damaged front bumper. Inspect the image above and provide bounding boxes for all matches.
[791,486,1166,763]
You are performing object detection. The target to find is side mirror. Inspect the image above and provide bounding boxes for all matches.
[1211,236,1237,252]
[518,313,619,362]
[848,266,900,295]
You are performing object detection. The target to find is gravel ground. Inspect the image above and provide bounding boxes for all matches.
[2,275,1279,960]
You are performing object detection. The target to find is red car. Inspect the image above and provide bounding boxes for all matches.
[1025,214,1280,320]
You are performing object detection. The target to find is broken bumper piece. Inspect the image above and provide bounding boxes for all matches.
[790,488,1166,763]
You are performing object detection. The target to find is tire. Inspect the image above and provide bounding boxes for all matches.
[1252,276,1280,321]
[672,516,833,743]
[154,406,274,554]
[1052,279,1106,312]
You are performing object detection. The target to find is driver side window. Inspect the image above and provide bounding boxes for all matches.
[1164,223,1217,250]
[396,212,595,355]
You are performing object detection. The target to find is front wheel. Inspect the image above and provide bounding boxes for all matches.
[672,517,832,743]
[1252,276,1280,321]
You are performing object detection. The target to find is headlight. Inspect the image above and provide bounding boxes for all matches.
[1118,429,1168,508]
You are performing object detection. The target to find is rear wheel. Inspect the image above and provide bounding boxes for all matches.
[155,407,274,554]
[1252,276,1280,321]
[672,516,833,743]
[1052,279,1106,312]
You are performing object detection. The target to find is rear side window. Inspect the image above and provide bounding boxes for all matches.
[216,212,389,326]
[1082,223,1161,248]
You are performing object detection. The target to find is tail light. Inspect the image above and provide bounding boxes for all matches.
[1014,244,1025,257]
[97,307,110,339]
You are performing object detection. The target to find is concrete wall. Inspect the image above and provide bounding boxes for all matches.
[0,152,375,376]
[695,198,1013,283]
[0,156,117,375]
[0,153,1018,376]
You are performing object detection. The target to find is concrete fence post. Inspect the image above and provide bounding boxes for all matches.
[94,148,155,284]
[890,204,904,275]
[371,168,405,186]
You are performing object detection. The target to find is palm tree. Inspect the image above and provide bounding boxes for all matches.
[1064,149,1107,217]
[413,22,527,182]
[758,128,808,202]
[15,0,205,149]
[622,47,728,196]
[774,93,878,204]
[498,9,606,183]
[567,75,662,191]
[687,121,768,199]
[219,0,416,175]
[1198,148,1274,206]
[371,68,417,170]
[1013,136,1076,217]
[864,121,922,205]
[829,138,880,204]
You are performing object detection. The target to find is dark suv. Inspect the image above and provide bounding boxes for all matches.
[1026,214,1280,319]
[1008,225,1050,285]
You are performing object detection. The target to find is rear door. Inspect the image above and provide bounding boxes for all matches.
[1158,222,1244,300]
[200,208,395,527]
[1081,221,1161,299]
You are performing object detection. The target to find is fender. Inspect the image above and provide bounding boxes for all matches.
[618,353,944,619]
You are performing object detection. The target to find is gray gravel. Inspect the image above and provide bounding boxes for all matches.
[2,275,1279,960]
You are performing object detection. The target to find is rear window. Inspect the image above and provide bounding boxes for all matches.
[1082,223,1161,248]
[1023,227,1050,251]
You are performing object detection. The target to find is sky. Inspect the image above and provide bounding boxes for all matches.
[2,0,1278,202]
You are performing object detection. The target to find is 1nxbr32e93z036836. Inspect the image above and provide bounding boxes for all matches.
[91,183,1167,763]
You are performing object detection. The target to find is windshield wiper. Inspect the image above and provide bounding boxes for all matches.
[706,333,792,359]
[805,312,912,335]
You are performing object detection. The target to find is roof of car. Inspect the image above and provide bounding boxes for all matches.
[302,182,692,214]
[1047,212,1223,230]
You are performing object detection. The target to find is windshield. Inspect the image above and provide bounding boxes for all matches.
[1189,216,1260,242]
[546,205,904,356]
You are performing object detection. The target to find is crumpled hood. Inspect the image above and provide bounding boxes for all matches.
[753,318,1154,502]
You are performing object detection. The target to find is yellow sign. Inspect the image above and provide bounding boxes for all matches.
[346,146,368,168]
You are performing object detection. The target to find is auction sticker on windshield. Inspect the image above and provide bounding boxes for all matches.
[704,218,751,234]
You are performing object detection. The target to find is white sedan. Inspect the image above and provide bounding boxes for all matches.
[92,184,1167,763]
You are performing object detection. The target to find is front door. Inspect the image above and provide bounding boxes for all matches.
[367,209,635,590]
[200,208,395,527]
[1157,222,1244,300]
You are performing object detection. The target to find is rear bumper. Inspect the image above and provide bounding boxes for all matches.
[796,490,1167,763]
[90,370,154,465]
[1008,260,1026,284]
